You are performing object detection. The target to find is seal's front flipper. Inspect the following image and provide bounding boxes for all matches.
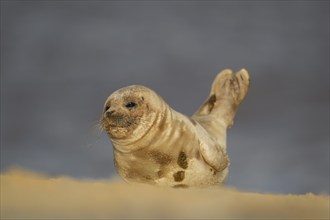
[199,140,230,173]
[193,69,250,128]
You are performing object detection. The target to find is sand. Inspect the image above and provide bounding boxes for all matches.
[1,168,329,219]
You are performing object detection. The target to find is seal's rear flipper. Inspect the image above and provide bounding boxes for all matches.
[193,69,250,128]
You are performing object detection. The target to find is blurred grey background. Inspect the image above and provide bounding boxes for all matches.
[1,1,329,194]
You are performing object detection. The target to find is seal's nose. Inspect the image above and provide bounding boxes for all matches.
[106,110,115,117]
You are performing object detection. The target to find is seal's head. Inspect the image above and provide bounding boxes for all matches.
[100,85,165,147]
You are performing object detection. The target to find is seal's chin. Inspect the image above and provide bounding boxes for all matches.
[107,126,131,139]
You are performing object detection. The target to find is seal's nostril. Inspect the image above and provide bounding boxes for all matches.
[106,110,115,117]
[104,106,110,112]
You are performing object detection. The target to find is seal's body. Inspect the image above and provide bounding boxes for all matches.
[100,69,250,187]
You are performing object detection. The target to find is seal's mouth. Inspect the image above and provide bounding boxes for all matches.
[100,113,139,134]
[105,114,134,128]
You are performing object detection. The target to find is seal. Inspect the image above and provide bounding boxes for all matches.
[100,69,250,187]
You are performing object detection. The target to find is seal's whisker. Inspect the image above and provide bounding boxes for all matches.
[96,119,105,130]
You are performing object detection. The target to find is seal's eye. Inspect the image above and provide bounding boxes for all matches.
[125,102,137,109]
[104,105,110,112]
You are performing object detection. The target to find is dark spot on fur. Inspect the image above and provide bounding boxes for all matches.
[210,168,217,175]
[144,175,152,180]
[173,184,188,188]
[141,96,144,100]
[173,171,185,182]
[195,150,201,159]
[189,118,197,126]
[207,94,216,112]
[229,78,234,85]
[149,151,172,165]
[240,74,244,81]
[158,118,166,130]
[177,151,188,169]
[157,170,164,178]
